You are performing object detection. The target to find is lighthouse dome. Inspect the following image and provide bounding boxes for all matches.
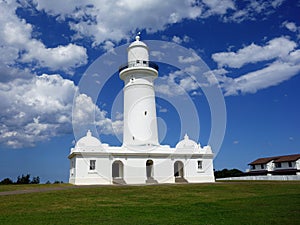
[127,35,149,62]
[176,134,198,149]
[129,35,148,48]
[76,130,101,148]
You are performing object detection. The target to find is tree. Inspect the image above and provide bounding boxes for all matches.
[0,174,41,185]
[53,180,63,184]
[30,176,40,184]
[16,174,31,184]
[214,168,244,179]
[0,178,13,185]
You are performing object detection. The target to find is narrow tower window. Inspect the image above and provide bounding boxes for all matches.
[132,136,135,140]
[90,160,96,170]
[144,111,147,116]
[197,160,203,170]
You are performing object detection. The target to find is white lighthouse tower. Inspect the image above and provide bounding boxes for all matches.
[68,36,215,185]
[119,35,159,147]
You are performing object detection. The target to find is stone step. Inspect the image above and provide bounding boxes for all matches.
[146,177,158,184]
[175,177,188,183]
[113,178,126,185]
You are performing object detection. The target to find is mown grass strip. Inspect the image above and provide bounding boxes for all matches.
[0,181,299,225]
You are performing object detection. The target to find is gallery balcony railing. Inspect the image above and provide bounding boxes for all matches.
[119,60,159,73]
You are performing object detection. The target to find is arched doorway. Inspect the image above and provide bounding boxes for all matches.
[112,161,126,184]
[174,161,184,178]
[174,161,187,183]
[146,159,158,184]
[146,160,154,178]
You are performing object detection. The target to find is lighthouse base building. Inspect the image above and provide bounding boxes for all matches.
[68,36,215,185]
[69,131,214,185]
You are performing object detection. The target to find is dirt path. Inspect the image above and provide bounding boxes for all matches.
[0,182,251,196]
[0,186,77,196]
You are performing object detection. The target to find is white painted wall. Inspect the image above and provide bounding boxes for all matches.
[274,161,295,170]
[122,83,159,146]
[217,175,300,181]
[296,159,300,172]
[69,150,215,185]
[120,36,159,147]
[184,158,215,183]
[249,160,298,172]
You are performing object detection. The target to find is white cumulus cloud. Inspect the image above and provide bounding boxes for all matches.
[172,35,191,44]
[224,59,300,96]
[202,0,235,17]
[283,21,298,32]
[155,66,201,97]
[31,0,205,46]
[0,1,88,74]
[72,93,123,135]
[283,21,300,39]
[210,36,300,96]
[212,37,297,68]
[224,0,285,23]
[0,73,122,148]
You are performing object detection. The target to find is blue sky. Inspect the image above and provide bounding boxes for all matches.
[0,0,299,182]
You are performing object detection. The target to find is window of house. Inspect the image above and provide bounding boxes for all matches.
[144,111,147,116]
[251,165,256,170]
[275,162,281,168]
[197,161,203,170]
[260,164,264,169]
[288,162,292,167]
[90,160,96,170]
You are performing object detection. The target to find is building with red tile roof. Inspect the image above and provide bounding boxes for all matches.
[247,154,300,176]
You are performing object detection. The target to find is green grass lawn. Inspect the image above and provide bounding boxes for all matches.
[0,181,299,225]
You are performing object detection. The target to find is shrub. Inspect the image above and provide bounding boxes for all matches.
[0,178,13,185]
[214,168,244,179]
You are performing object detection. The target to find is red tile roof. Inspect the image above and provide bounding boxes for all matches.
[249,154,300,165]
[273,154,300,163]
[249,156,278,165]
